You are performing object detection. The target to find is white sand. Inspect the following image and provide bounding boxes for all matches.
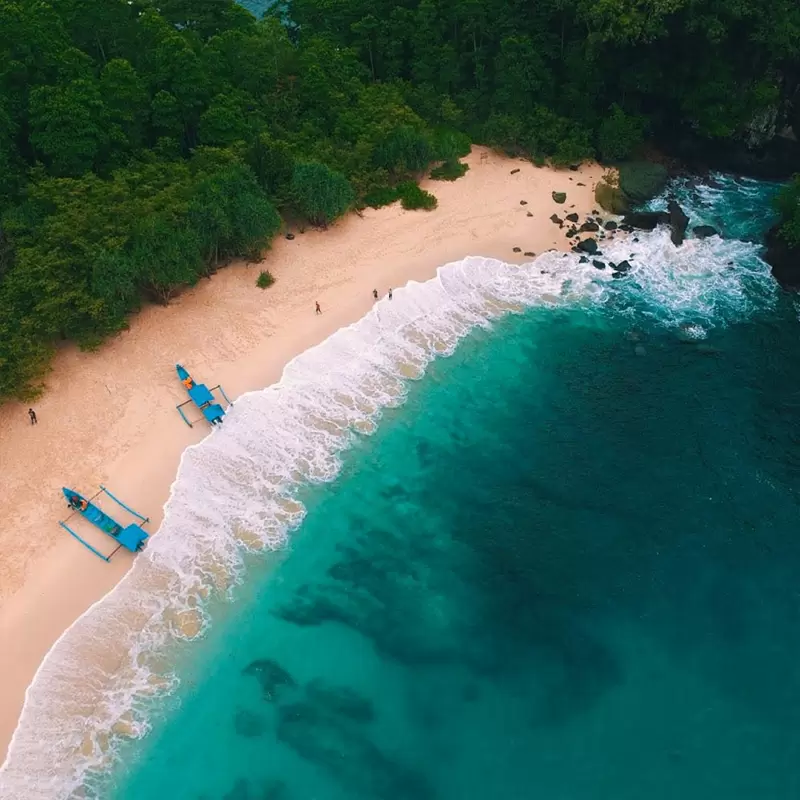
[0,147,606,759]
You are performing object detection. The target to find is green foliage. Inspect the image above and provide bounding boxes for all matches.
[256,270,275,289]
[595,181,631,214]
[397,182,438,211]
[291,162,354,226]
[373,126,434,175]
[363,186,402,208]
[1,0,799,399]
[430,160,469,181]
[775,176,800,247]
[618,162,669,205]
[598,105,647,162]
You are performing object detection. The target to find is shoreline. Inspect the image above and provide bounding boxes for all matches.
[0,148,606,768]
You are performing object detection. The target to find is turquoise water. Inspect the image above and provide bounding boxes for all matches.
[3,176,797,800]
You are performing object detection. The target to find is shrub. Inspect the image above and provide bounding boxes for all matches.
[291,162,354,227]
[775,176,800,247]
[398,182,438,210]
[430,129,471,161]
[430,159,469,181]
[363,186,402,208]
[373,126,434,175]
[256,270,275,289]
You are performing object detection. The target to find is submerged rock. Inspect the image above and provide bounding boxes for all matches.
[278,702,432,800]
[242,658,296,701]
[306,679,375,723]
[634,344,647,356]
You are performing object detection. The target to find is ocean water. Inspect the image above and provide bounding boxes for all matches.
[2,175,799,800]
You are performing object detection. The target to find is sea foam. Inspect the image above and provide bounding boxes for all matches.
[0,224,776,799]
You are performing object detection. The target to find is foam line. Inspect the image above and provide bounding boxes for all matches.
[0,238,776,798]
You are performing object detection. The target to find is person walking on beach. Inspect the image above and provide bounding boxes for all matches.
[28,408,37,425]
[315,301,321,315]
[372,289,378,300]
[388,288,393,300]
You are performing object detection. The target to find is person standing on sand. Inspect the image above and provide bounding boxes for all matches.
[388,289,393,300]
[28,408,37,425]
[315,301,321,315]
[372,289,378,300]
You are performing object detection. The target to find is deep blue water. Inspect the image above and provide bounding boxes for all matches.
[92,177,800,800]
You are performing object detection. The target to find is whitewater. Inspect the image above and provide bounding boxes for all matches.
[0,176,780,799]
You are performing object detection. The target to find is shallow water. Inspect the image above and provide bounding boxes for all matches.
[3,175,797,800]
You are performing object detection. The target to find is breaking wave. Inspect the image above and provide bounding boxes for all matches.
[0,210,778,798]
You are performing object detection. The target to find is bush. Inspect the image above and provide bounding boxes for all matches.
[430,129,471,161]
[597,104,646,162]
[373,126,434,175]
[363,186,402,208]
[430,159,469,181]
[256,270,275,289]
[618,161,668,205]
[291,162,354,227]
[398,182,438,210]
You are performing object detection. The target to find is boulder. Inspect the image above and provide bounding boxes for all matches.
[524,251,536,257]
[668,200,689,246]
[594,181,630,214]
[604,220,618,231]
[520,200,528,205]
[764,223,800,289]
[550,214,563,224]
[285,232,295,240]
[618,161,668,205]
[566,213,579,222]
[576,238,598,255]
[579,221,599,232]
[569,164,580,171]
[693,225,719,239]
[592,260,606,270]
[552,191,567,204]
[579,256,589,263]
[622,211,669,231]
[615,260,632,273]
[526,211,533,217]
[513,247,521,253]
[510,168,521,174]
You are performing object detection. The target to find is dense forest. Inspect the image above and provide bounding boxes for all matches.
[1,0,799,400]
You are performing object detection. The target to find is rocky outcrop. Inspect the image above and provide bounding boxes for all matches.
[764,223,800,289]
[693,225,719,239]
[594,181,630,214]
[621,211,669,230]
[667,200,689,246]
[242,658,296,701]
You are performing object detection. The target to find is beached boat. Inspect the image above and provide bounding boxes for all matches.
[60,486,149,562]
[175,363,231,427]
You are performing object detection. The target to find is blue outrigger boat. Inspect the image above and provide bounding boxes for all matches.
[60,486,149,562]
[175,364,231,428]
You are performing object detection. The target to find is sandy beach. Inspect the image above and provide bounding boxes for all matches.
[0,148,605,763]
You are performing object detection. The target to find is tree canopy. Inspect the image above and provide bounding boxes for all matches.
[1,0,799,399]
